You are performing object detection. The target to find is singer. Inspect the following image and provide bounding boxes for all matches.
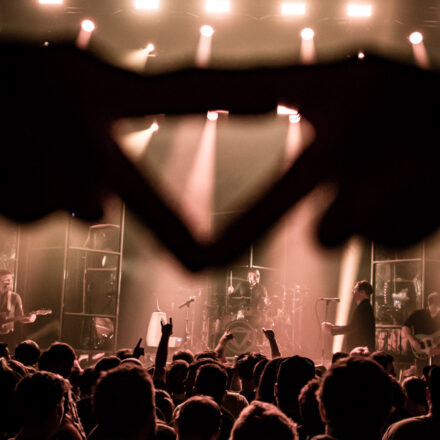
[321,280,375,353]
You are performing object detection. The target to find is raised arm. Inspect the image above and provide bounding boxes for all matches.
[153,317,173,385]
[262,328,281,358]
[214,330,234,363]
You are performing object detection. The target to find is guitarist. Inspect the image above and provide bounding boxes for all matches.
[402,291,440,375]
[0,269,36,351]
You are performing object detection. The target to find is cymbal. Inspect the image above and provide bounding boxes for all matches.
[233,265,280,272]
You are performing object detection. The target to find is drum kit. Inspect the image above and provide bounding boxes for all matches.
[220,267,306,356]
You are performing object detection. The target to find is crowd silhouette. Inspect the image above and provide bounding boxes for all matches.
[1,320,439,440]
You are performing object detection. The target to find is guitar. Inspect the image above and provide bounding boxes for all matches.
[410,329,440,359]
[0,309,52,331]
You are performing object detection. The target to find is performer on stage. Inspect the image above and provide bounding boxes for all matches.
[228,268,268,328]
[321,280,375,353]
[0,269,36,351]
[401,291,440,374]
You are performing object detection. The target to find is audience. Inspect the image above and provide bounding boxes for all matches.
[2,325,438,440]
[14,371,68,440]
[14,340,40,368]
[275,356,315,423]
[317,356,393,440]
[91,364,157,440]
[230,401,297,440]
[383,366,440,439]
[174,395,221,440]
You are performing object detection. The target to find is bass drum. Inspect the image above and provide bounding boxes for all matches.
[224,319,257,357]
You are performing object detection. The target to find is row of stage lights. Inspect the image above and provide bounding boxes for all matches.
[72,17,425,130]
[39,0,375,18]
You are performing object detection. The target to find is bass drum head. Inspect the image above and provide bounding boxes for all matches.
[224,319,257,357]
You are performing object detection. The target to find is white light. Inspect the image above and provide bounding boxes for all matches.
[409,31,423,45]
[135,0,159,10]
[145,43,155,53]
[277,105,299,115]
[300,27,314,40]
[81,20,95,33]
[206,0,230,13]
[39,0,63,4]
[347,4,372,17]
[358,51,365,59]
[151,122,159,132]
[289,113,301,123]
[200,25,214,37]
[281,2,306,16]
[207,111,218,121]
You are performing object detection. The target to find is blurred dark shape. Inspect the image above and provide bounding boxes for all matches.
[1,40,439,270]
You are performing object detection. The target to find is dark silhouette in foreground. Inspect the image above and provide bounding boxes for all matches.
[1,40,439,270]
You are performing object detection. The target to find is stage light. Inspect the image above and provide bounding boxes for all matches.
[277,104,299,115]
[409,31,423,45]
[346,4,372,17]
[43,41,50,47]
[81,19,95,33]
[206,0,230,13]
[145,43,155,53]
[358,51,365,59]
[135,0,159,9]
[289,113,301,123]
[300,27,314,40]
[207,111,218,121]
[281,2,306,16]
[39,0,63,4]
[200,25,214,37]
[151,122,159,131]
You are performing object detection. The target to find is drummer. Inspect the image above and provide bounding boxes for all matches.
[228,268,268,328]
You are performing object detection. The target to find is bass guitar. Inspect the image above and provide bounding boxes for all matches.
[411,329,440,359]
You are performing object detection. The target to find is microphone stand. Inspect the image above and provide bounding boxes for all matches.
[181,297,195,348]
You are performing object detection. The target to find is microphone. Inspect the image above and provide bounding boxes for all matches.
[178,297,195,309]
[319,298,340,302]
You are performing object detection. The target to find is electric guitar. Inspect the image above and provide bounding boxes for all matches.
[0,309,52,331]
[410,329,440,359]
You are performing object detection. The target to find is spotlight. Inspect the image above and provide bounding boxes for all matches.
[277,105,299,115]
[200,25,214,37]
[207,111,218,121]
[358,51,365,59]
[346,4,372,17]
[135,0,159,9]
[151,122,159,131]
[409,31,423,45]
[281,2,306,16]
[145,43,155,53]
[300,27,314,40]
[289,113,301,123]
[43,41,50,47]
[81,19,95,33]
[38,0,63,4]
[206,0,230,13]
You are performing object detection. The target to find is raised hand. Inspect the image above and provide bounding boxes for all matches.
[161,317,173,337]
[262,328,275,340]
